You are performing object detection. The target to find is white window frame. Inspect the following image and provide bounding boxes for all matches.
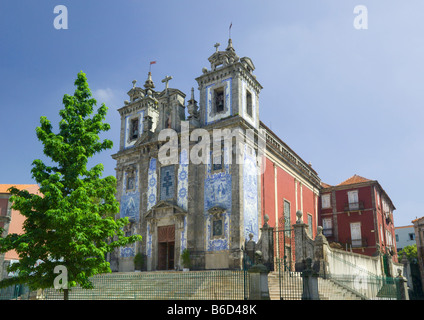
[321,194,331,209]
[348,190,359,210]
[322,217,333,237]
[350,222,362,247]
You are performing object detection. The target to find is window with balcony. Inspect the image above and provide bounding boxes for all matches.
[322,217,333,237]
[347,190,359,210]
[350,222,362,248]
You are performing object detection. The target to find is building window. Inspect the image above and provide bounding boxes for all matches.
[323,218,333,237]
[409,233,415,241]
[350,222,362,247]
[376,189,381,208]
[130,118,139,140]
[347,190,359,210]
[246,90,253,117]
[380,225,384,244]
[215,88,225,113]
[283,200,290,228]
[307,213,313,237]
[321,194,331,209]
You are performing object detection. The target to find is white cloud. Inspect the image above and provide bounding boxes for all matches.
[93,88,118,106]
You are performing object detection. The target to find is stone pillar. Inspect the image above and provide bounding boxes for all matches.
[245,233,256,266]
[143,115,153,133]
[256,214,274,271]
[247,252,270,300]
[395,269,410,300]
[313,226,329,276]
[293,211,310,272]
[401,253,413,290]
[301,258,320,300]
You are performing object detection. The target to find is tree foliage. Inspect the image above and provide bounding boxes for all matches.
[398,244,418,263]
[0,72,141,294]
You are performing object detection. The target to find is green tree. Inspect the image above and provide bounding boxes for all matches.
[398,244,418,262]
[0,71,141,299]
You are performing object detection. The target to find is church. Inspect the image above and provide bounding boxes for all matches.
[110,38,322,272]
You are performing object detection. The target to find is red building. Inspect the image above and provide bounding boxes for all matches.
[319,175,397,261]
[260,122,321,266]
[0,184,40,279]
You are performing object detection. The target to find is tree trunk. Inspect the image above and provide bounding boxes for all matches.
[64,288,69,300]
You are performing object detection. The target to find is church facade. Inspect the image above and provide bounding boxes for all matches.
[110,39,322,272]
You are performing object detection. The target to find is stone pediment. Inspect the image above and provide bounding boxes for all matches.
[157,88,186,99]
[240,57,255,72]
[207,205,226,216]
[144,200,187,220]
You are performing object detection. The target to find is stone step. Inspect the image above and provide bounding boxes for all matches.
[43,271,248,300]
[43,270,364,300]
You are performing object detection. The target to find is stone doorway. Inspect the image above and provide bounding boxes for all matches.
[157,225,175,270]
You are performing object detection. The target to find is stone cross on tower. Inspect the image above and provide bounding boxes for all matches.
[162,75,173,94]
[214,42,220,52]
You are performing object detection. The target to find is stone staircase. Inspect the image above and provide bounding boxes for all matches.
[267,271,303,300]
[42,270,365,300]
[267,271,364,300]
[317,277,364,300]
[42,270,247,300]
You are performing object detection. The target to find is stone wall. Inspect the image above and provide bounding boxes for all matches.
[293,210,403,278]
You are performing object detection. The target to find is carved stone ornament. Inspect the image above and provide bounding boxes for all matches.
[208,206,226,217]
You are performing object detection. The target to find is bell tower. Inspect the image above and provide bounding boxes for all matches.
[195,38,262,129]
[155,75,186,133]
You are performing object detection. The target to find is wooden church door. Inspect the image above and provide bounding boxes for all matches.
[157,225,175,270]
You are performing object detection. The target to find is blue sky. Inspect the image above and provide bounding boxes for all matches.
[0,1,423,226]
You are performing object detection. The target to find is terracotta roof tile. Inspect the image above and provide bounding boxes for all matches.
[412,216,424,224]
[321,182,332,188]
[337,174,372,186]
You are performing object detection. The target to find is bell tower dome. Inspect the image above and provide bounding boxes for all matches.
[195,38,262,129]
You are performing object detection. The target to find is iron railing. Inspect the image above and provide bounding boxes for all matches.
[0,284,30,300]
[344,201,365,211]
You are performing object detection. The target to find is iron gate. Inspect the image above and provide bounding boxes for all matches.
[273,225,303,300]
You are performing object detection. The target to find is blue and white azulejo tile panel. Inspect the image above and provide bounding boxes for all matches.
[177,150,189,211]
[147,158,157,210]
[146,222,152,258]
[120,169,140,223]
[160,165,175,201]
[124,110,144,150]
[204,151,232,252]
[243,145,259,242]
